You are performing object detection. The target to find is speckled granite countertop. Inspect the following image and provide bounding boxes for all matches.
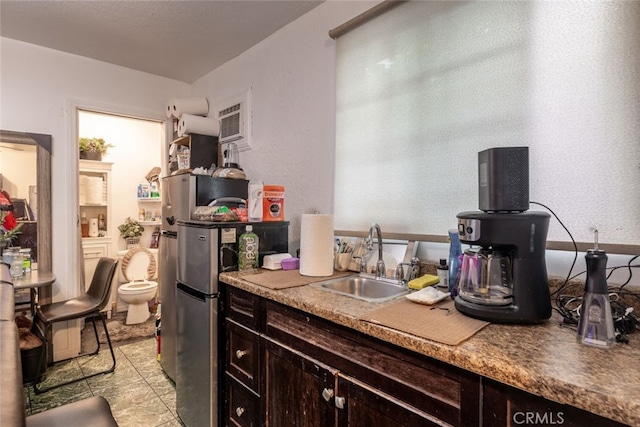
[220,270,640,426]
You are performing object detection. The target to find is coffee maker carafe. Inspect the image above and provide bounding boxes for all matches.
[455,211,551,323]
[454,146,551,323]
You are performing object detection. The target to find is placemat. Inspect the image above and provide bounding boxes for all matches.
[242,270,351,290]
[359,299,489,346]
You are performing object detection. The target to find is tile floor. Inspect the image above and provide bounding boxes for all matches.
[23,337,183,426]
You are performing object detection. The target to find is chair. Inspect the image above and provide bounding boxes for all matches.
[33,257,118,394]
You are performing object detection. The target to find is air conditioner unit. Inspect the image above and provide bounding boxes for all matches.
[216,89,251,151]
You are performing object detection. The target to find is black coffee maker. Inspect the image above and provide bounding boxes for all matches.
[454,147,552,323]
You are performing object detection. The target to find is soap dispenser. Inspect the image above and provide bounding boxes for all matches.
[577,231,615,348]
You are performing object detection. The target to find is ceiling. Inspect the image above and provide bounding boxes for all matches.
[0,0,324,83]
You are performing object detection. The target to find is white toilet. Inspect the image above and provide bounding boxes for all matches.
[116,247,159,325]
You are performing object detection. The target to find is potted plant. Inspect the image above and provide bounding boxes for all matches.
[79,137,113,161]
[117,217,144,249]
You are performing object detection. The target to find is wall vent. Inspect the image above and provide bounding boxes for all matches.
[216,89,251,151]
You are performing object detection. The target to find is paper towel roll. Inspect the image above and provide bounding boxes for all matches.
[178,114,220,137]
[166,98,176,118]
[171,97,209,118]
[299,214,335,277]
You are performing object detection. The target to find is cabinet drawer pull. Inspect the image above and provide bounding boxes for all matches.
[335,396,346,410]
[235,406,245,417]
[321,388,334,401]
[235,350,248,359]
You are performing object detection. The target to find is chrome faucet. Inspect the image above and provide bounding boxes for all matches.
[366,223,385,279]
[395,257,421,287]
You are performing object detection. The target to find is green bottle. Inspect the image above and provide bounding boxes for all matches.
[239,225,259,270]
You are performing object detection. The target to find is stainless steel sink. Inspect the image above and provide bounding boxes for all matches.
[311,275,409,302]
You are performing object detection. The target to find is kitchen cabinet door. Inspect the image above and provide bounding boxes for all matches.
[263,336,337,427]
[336,374,440,427]
[482,379,626,427]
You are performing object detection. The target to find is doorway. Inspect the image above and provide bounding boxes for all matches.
[77,110,163,294]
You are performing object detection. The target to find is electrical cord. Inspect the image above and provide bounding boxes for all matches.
[530,201,640,337]
[530,201,578,321]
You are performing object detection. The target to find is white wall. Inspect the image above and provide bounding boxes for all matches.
[0,37,189,299]
[0,145,36,201]
[192,1,377,252]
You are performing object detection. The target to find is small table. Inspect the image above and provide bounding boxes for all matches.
[12,270,56,315]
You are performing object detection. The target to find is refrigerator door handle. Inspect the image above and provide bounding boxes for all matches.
[177,282,219,301]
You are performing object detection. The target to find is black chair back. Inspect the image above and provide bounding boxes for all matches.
[86,257,118,312]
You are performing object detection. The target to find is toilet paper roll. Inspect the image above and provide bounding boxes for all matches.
[166,98,176,118]
[178,114,220,137]
[89,218,99,237]
[171,97,209,118]
[299,214,335,277]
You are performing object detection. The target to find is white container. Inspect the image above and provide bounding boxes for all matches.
[248,180,264,222]
[89,218,99,237]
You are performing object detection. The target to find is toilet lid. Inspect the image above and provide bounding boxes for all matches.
[120,247,157,282]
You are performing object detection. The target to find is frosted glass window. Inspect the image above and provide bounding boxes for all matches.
[334,1,640,248]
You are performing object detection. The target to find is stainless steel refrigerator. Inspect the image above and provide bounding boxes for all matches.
[160,174,249,382]
[175,219,289,427]
[176,222,223,427]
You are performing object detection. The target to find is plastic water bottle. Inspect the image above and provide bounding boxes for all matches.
[239,225,259,269]
[248,181,264,222]
[448,229,462,297]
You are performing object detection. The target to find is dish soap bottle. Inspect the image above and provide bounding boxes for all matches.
[448,229,462,297]
[238,225,259,270]
[577,231,615,348]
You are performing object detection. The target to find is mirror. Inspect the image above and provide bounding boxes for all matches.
[0,130,52,302]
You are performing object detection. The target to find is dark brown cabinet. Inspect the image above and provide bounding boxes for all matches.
[224,287,262,427]
[482,379,626,427]
[336,374,442,427]
[223,285,479,426]
[263,337,336,426]
[222,284,625,427]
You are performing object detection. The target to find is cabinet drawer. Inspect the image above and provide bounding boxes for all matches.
[226,319,260,393]
[225,286,261,330]
[226,373,260,427]
[82,247,107,259]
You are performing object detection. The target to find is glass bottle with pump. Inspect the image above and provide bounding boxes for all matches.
[577,231,616,348]
[437,259,449,289]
